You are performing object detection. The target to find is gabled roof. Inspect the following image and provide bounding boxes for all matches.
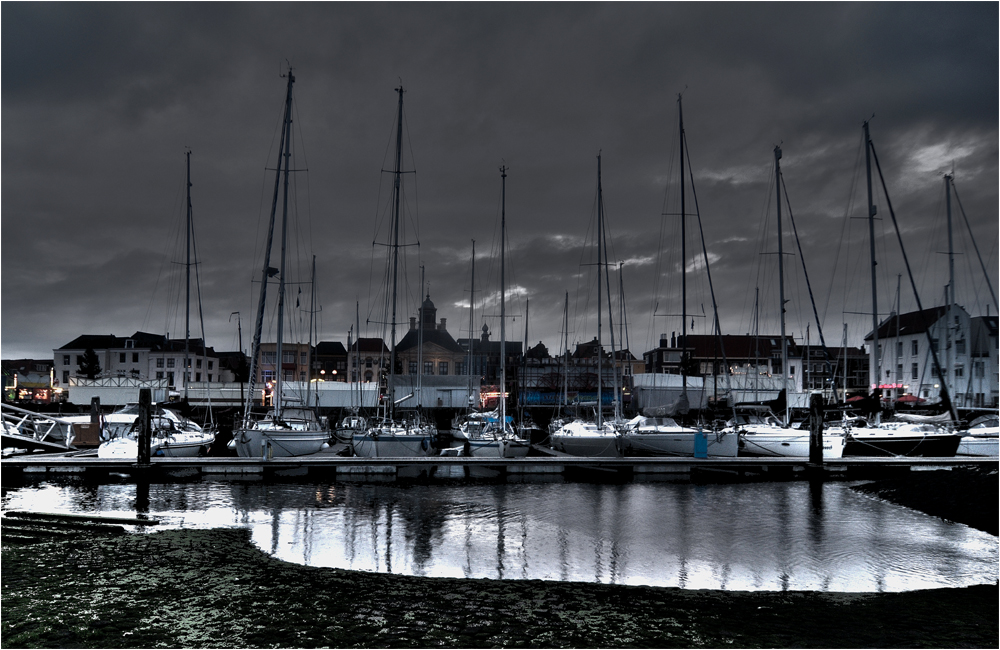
[351,338,388,354]
[863,306,950,341]
[395,328,465,354]
[315,341,348,356]
[57,334,120,351]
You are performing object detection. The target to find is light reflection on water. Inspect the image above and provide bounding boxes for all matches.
[3,478,996,592]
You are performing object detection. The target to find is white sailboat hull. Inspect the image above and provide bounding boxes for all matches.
[549,421,621,457]
[233,427,328,458]
[739,430,846,459]
[98,431,215,458]
[956,435,998,457]
[352,431,434,457]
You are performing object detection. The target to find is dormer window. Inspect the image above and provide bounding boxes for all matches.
[125,339,135,349]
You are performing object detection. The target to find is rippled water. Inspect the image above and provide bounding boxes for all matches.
[3,477,996,592]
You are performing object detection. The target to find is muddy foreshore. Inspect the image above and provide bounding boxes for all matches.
[2,467,997,648]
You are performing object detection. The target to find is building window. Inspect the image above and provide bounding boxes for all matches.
[156,358,164,368]
[156,372,164,380]
[62,370,69,384]
[208,361,213,370]
[282,351,295,364]
[931,338,939,352]
[896,341,903,358]
[167,372,174,386]
[911,340,918,356]
[911,363,918,380]
[956,339,966,355]
[424,361,434,375]
[439,362,449,376]
[208,374,212,382]
[365,357,373,368]
[896,364,902,379]
[954,364,964,378]
[194,372,200,382]
[119,353,126,363]
[262,370,274,383]
[456,361,467,376]
[283,370,294,382]
[974,361,985,378]
[167,358,175,368]
[262,351,276,365]
[132,352,139,363]
[300,352,307,364]
[196,359,202,369]
[300,372,306,382]
[409,361,418,375]
[62,355,70,365]
[125,339,134,349]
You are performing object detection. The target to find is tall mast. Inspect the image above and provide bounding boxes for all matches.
[596,154,604,428]
[388,86,405,422]
[467,240,475,382]
[864,120,880,400]
[945,173,955,399]
[563,291,569,410]
[184,149,192,401]
[273,69,295,419]
[306,255,316,409]
[678,95,688,400]
[499,165,507,432]
[243,68,294,426]
[418,265,425,410]
[775,145,788,425]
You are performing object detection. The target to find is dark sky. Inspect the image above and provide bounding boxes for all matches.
[3,3,997,362]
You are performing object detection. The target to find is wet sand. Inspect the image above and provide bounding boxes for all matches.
[2,467,997,648]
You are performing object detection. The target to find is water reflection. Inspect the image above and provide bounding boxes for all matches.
[3,478,996,592]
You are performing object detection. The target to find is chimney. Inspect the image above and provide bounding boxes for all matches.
[409,317,416,330]
[671,331,676,348]
[438,318,447,331]
[659,333,669,348]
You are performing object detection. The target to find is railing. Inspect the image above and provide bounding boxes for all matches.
[1,403,77,448]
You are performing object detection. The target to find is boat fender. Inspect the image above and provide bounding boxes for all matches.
[421,437,429,451]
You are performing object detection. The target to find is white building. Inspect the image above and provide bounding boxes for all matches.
[864,305,998,407]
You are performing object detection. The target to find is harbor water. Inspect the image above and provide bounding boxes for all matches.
[3,476,996,593]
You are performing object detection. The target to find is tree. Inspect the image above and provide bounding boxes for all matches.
[78,348,101,379]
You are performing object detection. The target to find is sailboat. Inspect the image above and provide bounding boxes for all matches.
[620,94,737,457]
[352,86,436,458]
[233,69,329,458]
[735,145,845,459]
[99,150,215,458]
[454,166,529,458]
[549,154,622,458]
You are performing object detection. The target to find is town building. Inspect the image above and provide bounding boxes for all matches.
[864,305,998,407]
[395,295,468,378]
[2,359,55,403]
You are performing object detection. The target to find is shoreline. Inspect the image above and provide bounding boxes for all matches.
[2,466,997,648]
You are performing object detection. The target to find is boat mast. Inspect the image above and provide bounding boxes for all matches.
[596,154,604,428]
[418,265,425,411]
[306,255,316,409]
[562,291,569,411]
[945,173,955,400]
[678,95,688,402]
[388,86,405,423]
[273,70,295,421]
[774,145,788,425]
[864,120,880,403]
[500,165,508,433]
[467,240,475,386]
[184,149,192,402]
[243,68,294,427]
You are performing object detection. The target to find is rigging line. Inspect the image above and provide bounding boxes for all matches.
[869,138,957,420]
[780,170,836,383]
[823,132,864,329]
[684,129,735,402]
[951,180,999,311]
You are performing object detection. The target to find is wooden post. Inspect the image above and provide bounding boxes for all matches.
[808,392,823,465]
[89,397,100,426]
[137,388,152,467]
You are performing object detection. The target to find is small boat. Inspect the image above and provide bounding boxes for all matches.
[453,411,529,458]
[98,407,214,458]
[957,414,999,456]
